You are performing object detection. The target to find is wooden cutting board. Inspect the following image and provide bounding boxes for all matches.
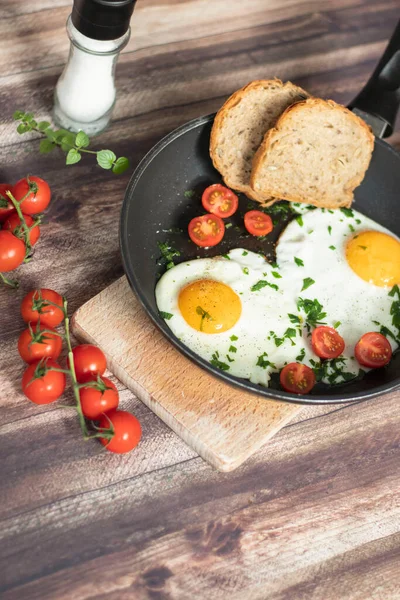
[72,277,302,471]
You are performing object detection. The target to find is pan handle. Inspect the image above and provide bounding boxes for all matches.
[348,19,400,138]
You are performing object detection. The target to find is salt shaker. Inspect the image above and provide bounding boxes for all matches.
[54,0,136,135]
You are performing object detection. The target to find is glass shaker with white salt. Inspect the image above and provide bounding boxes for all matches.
[54,0,136,135]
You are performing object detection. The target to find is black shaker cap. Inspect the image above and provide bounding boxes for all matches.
[72,0,136,41]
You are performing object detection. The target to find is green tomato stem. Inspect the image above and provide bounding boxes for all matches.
[0,272,19,288]
[6,189,32,257]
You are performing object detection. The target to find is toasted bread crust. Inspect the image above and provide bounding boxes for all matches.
[209,79,308,203]
[250,98,374,209]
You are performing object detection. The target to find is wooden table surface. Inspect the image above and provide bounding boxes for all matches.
[1,1,400,598]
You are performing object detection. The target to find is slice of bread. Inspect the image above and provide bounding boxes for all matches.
[209,79,308,203]
[251,98,374,208]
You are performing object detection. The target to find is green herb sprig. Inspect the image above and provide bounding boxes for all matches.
[13,111,129,174]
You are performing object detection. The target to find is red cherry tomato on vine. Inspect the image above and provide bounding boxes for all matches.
[354,332,392,368]
[311,326,345,360]
[80,376,119,420]
[4,213,40,246]
[99,409,142,454]
[244,210,273,236]
[13,176,51,215]
[18,325,62,364]
[22,359,66,404]
[280,362,316,394]
[0,230,26,272]
[0,183,15,223]
[188,213,225,247]
[201,184,239,218]
[70,344,107,382]
[21,289,64,328]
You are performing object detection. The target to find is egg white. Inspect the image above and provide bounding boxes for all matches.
[156,207,399,389]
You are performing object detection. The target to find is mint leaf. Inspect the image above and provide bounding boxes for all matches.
[39,139,55,154]
[66,148,81,165]
[112,156,130,175]
[13,110,25,120]
[184,190,195,198]
[301,278,315,291]
[97,149,116,170]
[75,131,90,148]
[17,123,29,134]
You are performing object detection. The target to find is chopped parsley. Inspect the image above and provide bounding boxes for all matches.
[269,328,296,347]
[388,285,400,340]
[340,207,354,218]
[288,313,301,324]
[296,215,304,227]
[222,254,231,260]
[159,311,173,320]
[242,267,249,275]
[294,257,304,267]
[230,334,238,341]
[358,245,367,250]
[348,224,355,232]
[196,306,213,331]
[251,280,279,292]
[311,357,363,384]
[301,277,315,291]
[242,251,248,256]
[356,219,361,224]
[296,348,306,362]
[271,271,282,279]
[157,241,180,270]
[226,355,235,363]
[333,321,341,329]
[329,245,336,250]
[210,351,230,371]
[271,261,279,269]
[225,222,232,229]
[328,226,332,235]
[297,297,327,330]
[228,345,237,353]
[184,189,195,198]
[256,352,276,369]
[308,229,314,235]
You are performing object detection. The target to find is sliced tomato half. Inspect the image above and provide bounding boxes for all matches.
[244,210,273,236]
[354,332,392,368]
[311,326,345,359]
[201,184,239,218]
[188,213,225,247]
[280,362,316,394]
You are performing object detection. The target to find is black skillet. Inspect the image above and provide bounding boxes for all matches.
[120,21,400,405]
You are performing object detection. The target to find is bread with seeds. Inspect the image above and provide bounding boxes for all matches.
[209,79,308,203]
[251,98,374,208]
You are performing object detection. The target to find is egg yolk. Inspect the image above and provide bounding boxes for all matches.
[346,230,400,287]
[178,279,242,333]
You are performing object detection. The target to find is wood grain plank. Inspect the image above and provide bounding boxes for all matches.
[1,394,399,599]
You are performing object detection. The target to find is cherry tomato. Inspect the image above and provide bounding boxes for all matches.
[244,210,273,236]
[70,344,107,383]
[311,326,345,359]
[280,362,316,394]
[0,230,26,272]
[13,176,51,215]
[22,359,66,404]
[0,183,15,223]
[201,184,239,218]
[188,213,225,247]
[21,289,64,328]
[354,332,392,368]
[4,213,40,246]
[18,325,62,364]
[80,376,119,420]
[99,409,142,454]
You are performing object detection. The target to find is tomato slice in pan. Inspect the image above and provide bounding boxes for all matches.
[188,213,225,247]
[244,210,273,236]
[354,332,392,368]
[280,362,316,394]
[311,326,345,359]
[201,184,239,218]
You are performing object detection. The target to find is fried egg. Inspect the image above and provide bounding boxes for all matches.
[156,206,400,389]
